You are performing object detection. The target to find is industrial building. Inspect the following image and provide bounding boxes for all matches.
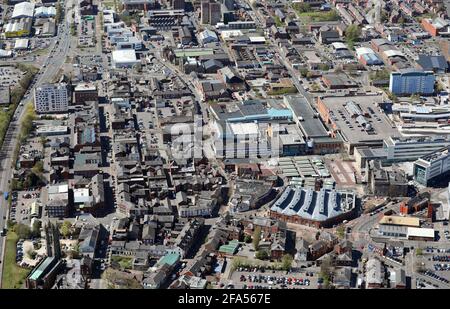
[355,47,383,66]
[12,2,35,19]
[389,69,435,96]
[34,6,57,18]
[209,99,294,158]
[416,54,448,73]
[269,186,356,228]
[111,49,139,68]
[4,18,33,38]
[284,96,343,155]
[14,38,29,50]
[413,146,450,186]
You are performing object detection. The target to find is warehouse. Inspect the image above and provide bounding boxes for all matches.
[12,2,35,19]
[14,38,29,50]
[4,18,33,38]
[34,6,56,18]
[39,20,56,37]
[111,49,139,68]
[355,47,383,66]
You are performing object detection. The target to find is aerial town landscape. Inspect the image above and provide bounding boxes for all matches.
[0,0,450,291]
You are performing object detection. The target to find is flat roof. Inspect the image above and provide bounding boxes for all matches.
[407,227,434,238]
[112,49,137,63]
[379,215,420,227]
[319,94,400,145]
[157,252,180,267]
[174,48,214,58]
[284,96,329,139]
[29,256,55,281]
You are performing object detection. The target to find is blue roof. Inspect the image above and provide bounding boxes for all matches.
[157,253,180,267]
[268,108,292,119]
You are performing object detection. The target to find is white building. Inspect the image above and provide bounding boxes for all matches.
[197,29,218,45]
[14,38,29,50]
[111,49,139,68]
[34,83,69,113]
[413,146,450,186]
[0,49,12,58]
[384,136,450,161]
[34,6,57,18]
[12,2,35,19]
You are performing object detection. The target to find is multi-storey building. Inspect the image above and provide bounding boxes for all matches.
[414,146,450,186]
[389,69,435,95]
[384,136,450,162]
[34,83,69,113]
[200,0,221,25]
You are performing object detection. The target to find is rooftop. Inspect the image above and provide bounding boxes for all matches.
[379,215,420,227]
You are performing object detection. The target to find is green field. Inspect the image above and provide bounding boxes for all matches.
[298,10,340,23]
[1,232,30,289]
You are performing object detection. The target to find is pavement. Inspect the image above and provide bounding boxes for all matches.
[0,0,74,287]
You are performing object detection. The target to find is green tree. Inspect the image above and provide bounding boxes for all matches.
[60,221,72,238]
[68,243,80,259]
[274,16,283,27]
[256,250,269,260]
[281,254,293,270]
[32,161,44,175]
[336,225,346,239]
[318,63,330,71]
[244,234,252,243]
[252,226,261,251]
[299,67,309,78]
[370,68,391,81]
[31,220,41,238]
[320,256,334,289]
[15,223,31,239]
[345,25,361,49]
[292,2,311,13]
[55,2,62,23]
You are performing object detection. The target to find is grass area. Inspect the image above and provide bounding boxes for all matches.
[111,256,133,269]
[274,15,283,27]
[1,232,30,289]
[103,0,115,9]
[28,47,50,57]
[298,10,340,23]
[231,256,292,273]
[268,87,298,96]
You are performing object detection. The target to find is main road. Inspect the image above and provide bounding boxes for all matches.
[0,0,74,286]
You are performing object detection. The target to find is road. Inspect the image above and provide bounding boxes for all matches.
[0,0,74,287]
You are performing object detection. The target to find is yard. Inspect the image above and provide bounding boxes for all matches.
[111,256,133,270]
[298,10,340,23]
[1,232,31,289]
